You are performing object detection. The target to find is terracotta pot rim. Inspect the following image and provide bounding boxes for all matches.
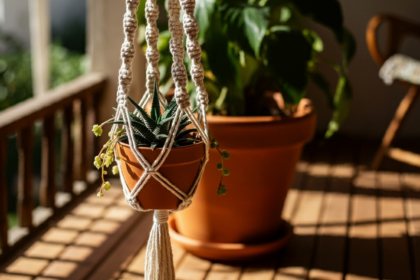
[169,216,294,261]
[117,139,204,151]
[206,110,315,124]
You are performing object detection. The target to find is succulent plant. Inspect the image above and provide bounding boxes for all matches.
[111,83,201,149]
[92,83,231,197]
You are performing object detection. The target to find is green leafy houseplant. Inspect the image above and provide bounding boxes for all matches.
[137,0,356,137]
[92,83,230,197]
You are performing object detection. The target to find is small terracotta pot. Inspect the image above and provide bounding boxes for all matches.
[171,99,316,260]
[115,141,205,210]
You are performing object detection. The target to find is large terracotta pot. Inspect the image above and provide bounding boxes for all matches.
[115,141,205,210]
[170,100,316,260]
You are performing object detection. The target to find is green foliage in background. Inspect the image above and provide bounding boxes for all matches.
[137,0,356,137]
[0,29,86,111]
[50,43,87,88]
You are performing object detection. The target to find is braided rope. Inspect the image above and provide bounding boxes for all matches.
[180,0,208,108]
[168,0,190,109]
[112,0,210,213]
[145,0,160,96]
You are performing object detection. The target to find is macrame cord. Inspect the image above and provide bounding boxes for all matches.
[110,0,210,279]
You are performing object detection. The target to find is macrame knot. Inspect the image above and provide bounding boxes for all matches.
[127,0,139,5]
[187,41,201,60]
[183,16,199,39]
[145,167,156,175]
[180,0,195,13]
[145,2,159,22]
[117,93,127,106]
[168,22,183,38]
[124,12,137,29]
[153,210,169,224]
[174,87,190,109]
[179,198,192,210]
[145,26,159,41]
[172,67,187,89]
[126,196,141,210]
[146,67,160,80]
[197,89,209,106]
[119,69,132,87]
[145,47,160,63]
[191,64,204,79]
[169,39,184,61]
[167,0,181,11]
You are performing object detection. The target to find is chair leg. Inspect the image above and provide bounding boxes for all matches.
[372,86,420,170]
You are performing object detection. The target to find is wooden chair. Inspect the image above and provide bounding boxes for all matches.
[367,14,420,170]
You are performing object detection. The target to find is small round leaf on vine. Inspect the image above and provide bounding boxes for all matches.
[210,137,231,195]
[222,151,230,159]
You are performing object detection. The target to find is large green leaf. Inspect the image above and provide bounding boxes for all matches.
[204,12,239,87]
[325,67,353,138]
[265,30,312,104]
[204,11,245,115]
[303,29,323,52]
[195,0,217,41]
[341,27,357,67]
[222,5,269,58]
[242,7,269,58]
[289,0,344,42]
[308,71,334,109]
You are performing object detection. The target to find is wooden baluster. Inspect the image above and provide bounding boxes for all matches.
[62,106,74,194]
[85,95,95,169]
[93,92,101,155]
[80,99,88,182]
[17,126,33,228]
[73,100,87,182]
[0,137,9,253]
[40,114,56,207]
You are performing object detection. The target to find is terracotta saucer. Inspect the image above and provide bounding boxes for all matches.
[168,215,294,261]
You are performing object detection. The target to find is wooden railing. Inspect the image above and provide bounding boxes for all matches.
[0,73,107,258]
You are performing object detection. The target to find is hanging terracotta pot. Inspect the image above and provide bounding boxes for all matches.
[169,99,316,260]
[115,141,206,210]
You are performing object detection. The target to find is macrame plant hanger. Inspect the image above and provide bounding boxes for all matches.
[109,0,210,279]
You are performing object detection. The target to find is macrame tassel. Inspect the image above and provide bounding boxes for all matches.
[144,210,175,280]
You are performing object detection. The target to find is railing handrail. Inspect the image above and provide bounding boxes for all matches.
[0,72,107,136]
